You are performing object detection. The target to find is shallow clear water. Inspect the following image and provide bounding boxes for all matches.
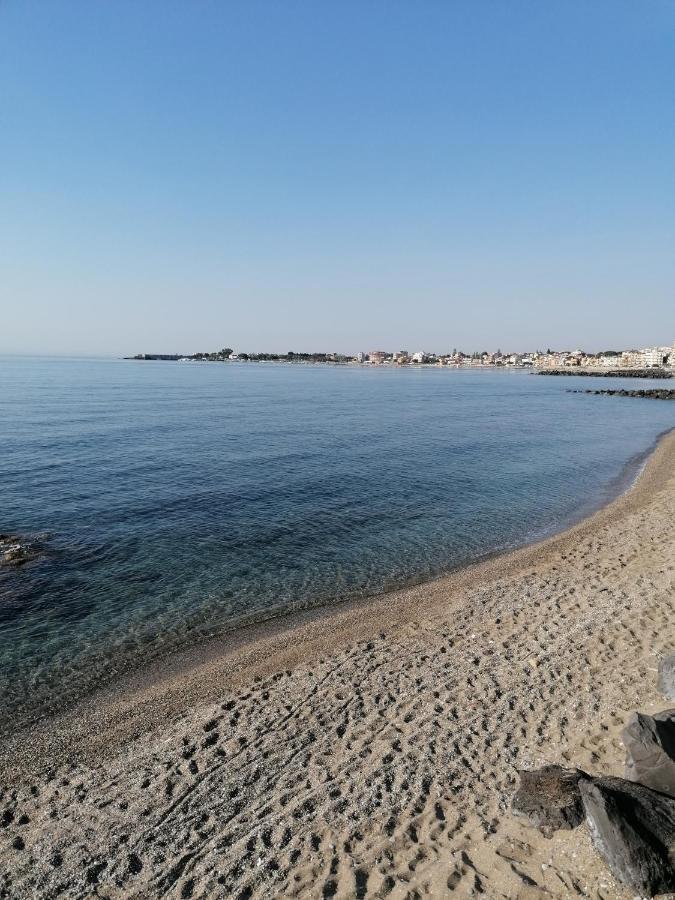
[1,357,673,725]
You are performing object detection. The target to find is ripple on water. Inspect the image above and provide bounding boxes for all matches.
[0,357,673,725]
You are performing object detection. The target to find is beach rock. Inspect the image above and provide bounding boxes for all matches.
[580,776,675,895]
[623,709,675,798]
[511,765,588,837]
[658,655,675,701]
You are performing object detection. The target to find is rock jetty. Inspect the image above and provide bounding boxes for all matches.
[538,368,673,378]
[569,388,675,399]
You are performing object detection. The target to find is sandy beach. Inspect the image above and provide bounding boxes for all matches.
[1,429,674,899]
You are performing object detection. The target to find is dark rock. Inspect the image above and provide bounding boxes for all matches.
[580,775,675,895]
[0,533,42,567]
[623,709,675,798]
[659,655,675,701]
[512,765,588,837]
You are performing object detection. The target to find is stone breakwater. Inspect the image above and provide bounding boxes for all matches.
[538,368,673,378]
[568,388,675,400]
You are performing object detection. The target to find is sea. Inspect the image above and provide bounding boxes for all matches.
[1,356,673,727]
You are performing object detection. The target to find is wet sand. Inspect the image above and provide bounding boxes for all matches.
[1,429,674,898]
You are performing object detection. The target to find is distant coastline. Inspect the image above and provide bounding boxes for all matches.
[126,344,675,371]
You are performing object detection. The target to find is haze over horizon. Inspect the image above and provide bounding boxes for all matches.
[1,1,674,356]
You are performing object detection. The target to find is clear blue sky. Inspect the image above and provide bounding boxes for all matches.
[1,1,673,355]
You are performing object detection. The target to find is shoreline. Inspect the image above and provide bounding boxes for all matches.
[0,423,665,738]
[2,426,673,780]
[1,429,674,898]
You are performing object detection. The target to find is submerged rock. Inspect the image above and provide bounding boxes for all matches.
[658,655,675,702]
[0,534,42,567]
[623,709,675,798]
[580,775,675,895]
[511,765,588,837]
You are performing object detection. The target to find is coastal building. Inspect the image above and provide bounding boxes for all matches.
[621,350,643,367]
[643,346,671,367]
[368,351,387,365]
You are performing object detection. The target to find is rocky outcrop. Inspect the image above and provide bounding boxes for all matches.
[658,655,675,701]
[623,709,675,798]
[511,765,587,837]
[580,776,675,895]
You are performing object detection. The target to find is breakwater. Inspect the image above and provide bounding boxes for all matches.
[538,368,673,378]
[570,388,675,400]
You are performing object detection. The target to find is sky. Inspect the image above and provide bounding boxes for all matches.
[1,1,674,356]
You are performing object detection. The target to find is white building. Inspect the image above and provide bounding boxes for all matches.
[621,350,644,367]
[643,347,669,367]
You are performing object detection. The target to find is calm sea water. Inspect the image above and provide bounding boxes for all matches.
[1,357,673,726]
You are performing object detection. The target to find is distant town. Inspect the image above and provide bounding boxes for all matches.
[130,341,675,370]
